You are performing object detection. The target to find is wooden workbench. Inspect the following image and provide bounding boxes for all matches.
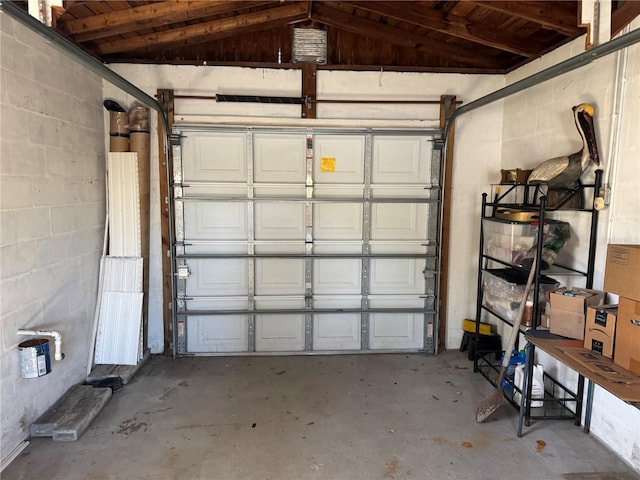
[518,329,640,436]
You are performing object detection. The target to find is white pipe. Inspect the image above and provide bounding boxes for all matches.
[17,330,64,361]
[604,26,630,247]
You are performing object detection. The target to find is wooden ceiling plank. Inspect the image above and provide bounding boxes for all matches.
[311,3,506,69]
[59,1,271,42]
[95,2,309,55]
[464,1,582,36]
[344,1,540,57]
[612,1,640,38]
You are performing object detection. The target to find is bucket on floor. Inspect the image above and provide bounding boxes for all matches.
[19,339,51,378]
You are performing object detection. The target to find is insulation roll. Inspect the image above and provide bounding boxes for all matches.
[128,104,150,350]
[109,111,129,152]
[129,105,150,133]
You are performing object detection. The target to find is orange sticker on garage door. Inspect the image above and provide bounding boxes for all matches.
[320,157,336,172]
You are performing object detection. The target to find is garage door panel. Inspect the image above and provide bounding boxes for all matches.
[369,313,423,349]
[314,202,363,240]
[182,132,247,183]
[313,296,361,350]
[185,298,249,353]
[255,202,305,240]
[255,316,305,351]
[187,316,248,353]
[372,136,432,184]
[314,258,361,294]
[184,242,246,255]
[255,298,305,351]
[370,258,425,295]
[182,185,246,198]
[371,203,428,240]
[314,314,361,350]
[314,135,364,184]
[186,258,248,296]
[314,186,364,198]
[370,186,429,199]
[254,185,306,197]
[255,258,305,295]
[254,134,306,183]
[369,297,424,349]
[184,202,248,241]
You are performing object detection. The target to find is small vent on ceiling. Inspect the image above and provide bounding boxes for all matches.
[292,28,327,64]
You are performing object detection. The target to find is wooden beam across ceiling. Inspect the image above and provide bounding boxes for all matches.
[612,0,640,38]
[465,1,582,36]
[94,2,310,55]
[344,1,542,57]
[58,1,272,43]
[310,3,506,69]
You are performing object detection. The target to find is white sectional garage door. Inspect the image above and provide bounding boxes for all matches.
[171,126,442,355]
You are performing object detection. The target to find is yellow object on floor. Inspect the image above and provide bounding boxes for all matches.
[462,319,493,336]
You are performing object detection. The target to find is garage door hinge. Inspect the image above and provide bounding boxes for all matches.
[433,139,445,150]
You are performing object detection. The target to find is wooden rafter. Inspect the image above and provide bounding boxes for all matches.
[58,1,273,43]
[43,1,596,73]
[95,2,309,55]
[466,1,582,36]
[344,1,543,57]
[612,1,640,38]
[310,3,506,69]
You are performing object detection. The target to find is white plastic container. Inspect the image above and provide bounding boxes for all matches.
[514,364,544,407]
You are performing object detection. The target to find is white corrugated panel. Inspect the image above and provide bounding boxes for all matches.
[94,256,144,365]
[94,291,143,365]
[108,152,141,256]
[102,257,143,292]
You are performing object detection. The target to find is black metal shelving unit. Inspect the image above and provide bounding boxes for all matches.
[473,170,603,425]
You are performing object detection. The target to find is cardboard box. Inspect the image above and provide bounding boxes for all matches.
[540,313,550,329]
[558,346,640,384]
[584,304,618,358]
[614,297,640,375]
[549,287,605,340]
[604,244,640,302]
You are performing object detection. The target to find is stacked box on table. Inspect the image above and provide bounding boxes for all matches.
[482,268,559,323]
[549,287,605,340]
[604,244,640,302]
[615,298,640,375]
[603,244,640,375]
[583,305,617,358]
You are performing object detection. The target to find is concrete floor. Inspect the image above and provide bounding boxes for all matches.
[3,351,638,480]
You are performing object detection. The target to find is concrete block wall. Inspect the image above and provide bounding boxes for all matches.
[0,13,105,462]
[501,20,640,472]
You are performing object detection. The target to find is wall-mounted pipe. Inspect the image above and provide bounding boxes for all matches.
[17,330,63,361]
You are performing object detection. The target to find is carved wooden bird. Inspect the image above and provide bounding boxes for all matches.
[527,103,600,208]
